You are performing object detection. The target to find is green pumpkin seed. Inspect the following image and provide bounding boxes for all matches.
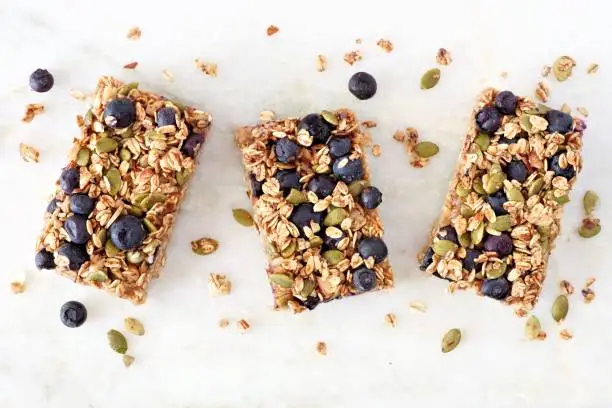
[143,218,157,233]
[537,225,551,237]
[474,133,490,151]
[489,214,513,232]
[127,205,144,217]
[107,329,128,354]
[321,110,339,126]
[486,262,507,279]
[84,110,94,126]
[122,355,135,368]
[525,315,541,340]
[88,269,108,282]
[552,56,575,82]
[528,178,545,196]
[118,82,139,96]
[105,167,122,196]
[176,170,191,186]
[471,222,485,245]
[140,193,166,210]
[348,180,370,197]
[105,240,120,257]
[458,232,471,248]
[455,184,470,197]
[484,173,505,194]
[432,239,458,256]
[95,138,119,154]
[286,188,307,205]
[441,328,461,353]
[124,317,145,336]
[473,179,486,195]
[551,294,569,323]
[280,240,297,258]
[268,273,294,288]
[118,127,133,139]
[126,251,145,264]
[524,104,552,115]
[324,207,348,227]
[232,208,254,227]
[76,148,91,166]
[119,148,131,162]
[583,190,599,215]
[421,68,441,90]
[300,279,316,298]
[275,293,292,308]
[553,194,570,205]
[519,115,534,132]
[309,236,324,247]
[94,229,107,248]
[460,204,475,218]
[134,193,149,206]
[415,141,439,158]
[323,249,344,266]
[265,242,279,258]
[191,237,219,256]
[578,220,601,238]
[504,185,524,202]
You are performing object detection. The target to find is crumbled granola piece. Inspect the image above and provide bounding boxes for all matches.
[22,103,44,123]
[316,341,327,355]
[266,25,279,36]
[19,143,40,163]
[377,39,394,53]
[161,69,174,81]
[355,38,362,44]
[436,48,452,65]
[218,318,229,328]
[587,63,599,74]
[10,281,26,294]
[208,273,232,296]
[535,81,550,102]
[392,130,406,142]
[576,107,589,117]
[372,144,381,157]
[362,120,377,128]
[195,59,218,77]
[69,89,87,101]
[344,50,362,65]
[260,111,276,122]
[316,54,327,72]
[537,331,547,341]
[123,61,138,69]
[559,329,573,341]
[582,288,595,303]
[585,277,596,288]
[541,65,551,77]
[237,319,250,333]
[384,313,397,327]
[560,280,574,296]
[126,26,141,40]
[409,301,427,312]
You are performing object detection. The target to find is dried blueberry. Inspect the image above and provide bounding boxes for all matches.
[486,190,508,216]
[103,98,136,129]
[481,278,510,300]
[29,68,54,93]
[35,249,55,270]
[297,114,333,145]
[436,226,459,244]
[332,156,363,183]
[352,266,377,291]
[156,107,177,127]
[110,215,147,250]
[546,109,573,134]
[70,194,95,216]
[275,169,301,194]
[328,137,352,159]
[475,106,502,134]
[358,237,388,264]
[57,243,89,271]
[548,152,575,179]
[289,203,324,236]
[64,215,90,245]
[250,174,264,198]
[494,90,517,115]
[506,160,528,183]
[60,167,80,194]
[181,133,205,158]
[359,186,382,209]
[419,247,434,271]
[348,72,377,100]
[483,233,513,257]
[463,249,483,272]
[308,175,336,199]
[46,198,59,213]
[302,295,321,310]
[60,300,87,328]
[275,138,299,163]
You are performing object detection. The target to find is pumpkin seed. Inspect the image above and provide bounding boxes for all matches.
[324,207,348,227]
[119,148,131,161]
[269,273,294,288]
[105,167,122,196]
[348,180,370,197]
[118,82,139,96]
[552,56,576,82]
[94,229,107,248]
[107,329,128,354]
[84,110,94,126]
[105,240,120,257]
[321,110,339,126]
[415,141,439,158]
[275,293,292,308]
[455,184,470,197]
[525,315,541,340]
[309,236,324,247]
[486,262,507,279]
[280,240,297,258]
[551,294,569,323]
[140,193,166,210]
[552,194,570,205]
[471,222,485,245]
[88,269,108,282]
[286,188,307,205]
[126,251,145,264]
[483,172,505,194]
[118,127,133,139]
[300,279,316,297]
[519,115,534,132]
[578,219,601,238]
[458,232,471,248]
[474,133,490,151]
[421,68,441,90]
[76,148,91,166]
[473,179,486,195]
[460,204,475,217]
[583,190,599,215]
[523,104,551,115]
[489,214,513,231]
[528,178,545,196]
[441,328,461,353]
[504,184,524,202]
[537,225,551,237]
[124,317,145,336]
[122,355,135,368]
[143,218,157,232]
[432,239,458,256]
[95,137,119,154]
[127,205,144,217]
[191,237,219,255]
[232,208,254,227]
[323,249,344,266]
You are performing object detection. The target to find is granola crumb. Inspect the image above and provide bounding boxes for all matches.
[69,89,87,101]
[560,280,575,296]
[19,143,40,163]
[344,50,363,66]
[126,26,141,41]
[535,81,550,102]
[372,144,381,157]
[218,318,230,328]
[376,39,394,53]
[587,63,599,74]
[259,110,276,122]
[195,59,217,77]
[384,313,397,327]
[316,54,327,72]
[585,277,596,288]
[362,120,377,128]
[266,25,279,36]
[208,273,232,296]
[161,69,174,82]
[541,65,551,77]
[409,301,427,313]
[500,71,508,79]
[22,103,44,123]
[10,281,26,294]
[436,48,452,65]
[237,319,250,333]
[123,61,139,70]
[514,308,528,318]
[559,329,573,341]
[316,341,327,355]
[392,130,406,142]
[576,107,589,117]
[536,331,547,341]
[355,38,362,44]
[582,288,595,303]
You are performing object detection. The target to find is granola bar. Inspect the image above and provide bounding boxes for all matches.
[34,76,211,304]
[235,110,393,312]
[418,88,586,311]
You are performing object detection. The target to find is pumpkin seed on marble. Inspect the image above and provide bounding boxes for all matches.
[105,167,122,196]
[269,273,294,288]
[321,110,339,126]
[421,68,441,90]
[107,329,128,354]
[118,82,139,96]
[105,240,120,257]
[432,239,458,256]
[286,188,307,205]
[126,251,145,264]
[458,233,471,248]
[471,222,485,245]
[119,148,131,161]
[489,215,513,232]
[441,328,461,353]
[143,218,157,232]
[95,137,119,154]
[323,249,343,266]
[88,269,108,282]
[504,184,524,202]
[76,148,91,166]
[122,355,135,368]
[324,207,348,227]
[552,56,576,82]
[232,208,254,227]
[525,315,542,340]
[415,141,439,158]
[474,133,490,151]
[551,294,569,323]
[348,180,370,197]
[300,279,316,298]
[528,178,545,196]
[124,317,145,336]
[280,240,297,258]
[460,204,475,218]
[583,190,599,215]
[191,237,219,256]
[578,219,601,238]
[486,262,507,279]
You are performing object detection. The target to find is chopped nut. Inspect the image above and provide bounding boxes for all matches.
[576,107,589,117]
[266,25,279,36]
[393,130,406,142]
[587,63,599,74]
[316,341,327,355]
[372,144,381,157]
[560,280,574,296]
[260,110,276,122]
[195,59,217,77]
[384,313,397,327]
[126,26,141,40]
[10,281,26,294]
[218,318,230,328]
[376,39,394,53]
[69,89,87,101]
[237,319,250,333]
[436,48,452,65]
[316,54,327,72]
[362,120,377,128]
[585,277,596,288]
[161,69,174,82]
[344,50,362,65]
[409,301,427,312]
[535,81,550,102]
[208,273,232,296]
[22,103,44,123]
[123,61,138,70]
[541,65,551,77]
[19,143,40,163]
[559,329,573,341]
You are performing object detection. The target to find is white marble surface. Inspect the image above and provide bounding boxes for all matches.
[1,0,611,407]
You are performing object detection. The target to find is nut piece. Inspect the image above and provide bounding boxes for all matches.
[126,26,141,40]
[124,317,145,336]
[384,313,397,328]
[22,103,44,123]
[559,329,573,341]
[195,59,218,77]
[316,341,327,355]
[436,48,452,65]
[123,61,138,70]
[19,143,40,163]
[559,280,574,296]
[218,318,230,328]
[237,319,250,333]
[208,273,232,296]
[535,81,550,102]
[344,50,362,66]
[266,25,279,36]
[316,54,327,72]
[10,281,26,294]
[408,301,427,313]
[191,237,219,255]
[376,39,394,53]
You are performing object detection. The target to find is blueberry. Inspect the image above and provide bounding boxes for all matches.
[156,107,177,127]
[357,237,388,264]
[419,247,434,271]
[289,204,324,236]
[109,215,147,250]
[274,138,299,163]
[181,133,205,158]
[348,72,377,100]
[308,175,336,199]
[483,233,513,257]
[506,160,528,183]
[463,249,483,272]
[475,106,502,134]
[103,98,136,129]
[486,190,508,216]
[436,226,459,244]
[35,249,55,270]
[481,278,510,300]
[275,169,301,194]
[328,137,352,159]
[324,231,345,250]
[545,109,573,134]
[332,156,364,183]
[60,167,80,194]
[359,186,382,209]
[548,152,575,179]
[60,300,87,328]
[64,215,90,245]
[70,194,95,216]
[29,68,54,92]
[250,174,264,198]
[353,266,377,291]
[494,90,517,115]
[297,114,333,145]
[302,295,320,310]
[57,243,89,271]
[46,198,59,213]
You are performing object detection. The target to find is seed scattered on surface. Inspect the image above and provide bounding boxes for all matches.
[376,39,394,53]
[107,329,128,354]
[266,25,279,36]
[69,89,87,101]
[587,63,599,74]
[559,329,573,341]
[409,301,427,313]
[316,54,327,72]
[551,295,569,323]
[123,61,138,69]
[576,107,589,117]
[362,120,377,128]
[316,341,327,355]
[583,190,599,215]
[161,69,174,82]
[124,317,145,336]
[122,354,135,367]
[525,315,542,340]
[232,208,254,227]
[436,48,452,65]
[208,273,232,296]
[552,56,576,82]
[420,68,441,90]
[10,281,26,294]
[22,103,45,123]
[384,313,397,328]
[218,318,230,328]
[344,50,363,66]
[126,26,141,40]
[237,319,250,333]
[560,280,575,296]
[578,217,601,238]
[541,65,551,77]
[19,143,40,163]
[195,59,218,77]
[414,141,439,158]
[441,328,461,353]
[191,237,219,255]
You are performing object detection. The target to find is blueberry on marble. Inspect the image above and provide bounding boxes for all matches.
[308,175,336,199]
[483,233,513,257]
[475,106,502,134]
[181,133,205,158]
[463,249,483,272]
[419,247,434,271]
[481,278,510,300]
[486,190,508,216]
[357,237,388,264]
[57,243,89,271]
[64,215,90,245]
[250,174,264,198]
[548,152,575,179]
[332,156,363,183]
[506,160,528,183]
[275,137,299,163]
[35,249,55,270]
[297,114,333,145]
[156,107,177,127]
[103,98,136,129]
[328,137,352,159]
[60,167,80,194]
[436,225,459,244]
[302,295,321,310]
[109,215,147,250]
[289,203,324,236]
[359,186,382,209]
[348,72,377,100]
[70,194,95,216]
[29,68,54,93]
[494,90,517,115]
[275,169,301,194]
[545,109,573,134]
[46,198,59,213]
[352,266,377,292]
[60,301,87,328]
[324,231,345,250]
